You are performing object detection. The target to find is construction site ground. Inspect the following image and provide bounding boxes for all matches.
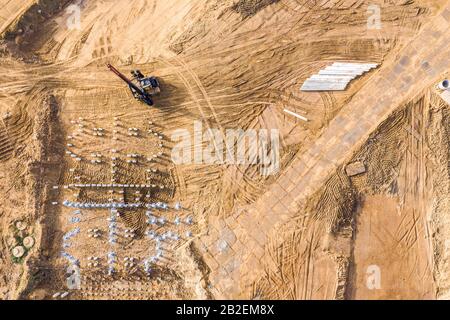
[0,0,449,300]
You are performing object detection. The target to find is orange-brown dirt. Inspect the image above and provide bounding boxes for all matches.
[0,0,448,300]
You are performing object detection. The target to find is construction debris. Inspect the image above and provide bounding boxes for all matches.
[345,161,366,177]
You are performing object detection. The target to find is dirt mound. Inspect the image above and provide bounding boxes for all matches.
[306,170,356,233]
[232,0,279,18]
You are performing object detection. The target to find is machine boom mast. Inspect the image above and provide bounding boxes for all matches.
[107,64,146,96]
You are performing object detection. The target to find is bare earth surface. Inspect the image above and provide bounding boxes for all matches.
[0,0,448,300]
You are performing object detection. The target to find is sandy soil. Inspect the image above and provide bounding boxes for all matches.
[350,195,434,299]
[0,0,448,300]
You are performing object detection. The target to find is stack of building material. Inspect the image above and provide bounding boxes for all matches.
[301,62,378,91]
[440,90,450,104]
[345,161,366,177]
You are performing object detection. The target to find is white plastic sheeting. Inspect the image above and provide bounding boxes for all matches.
[301,62,378,92]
